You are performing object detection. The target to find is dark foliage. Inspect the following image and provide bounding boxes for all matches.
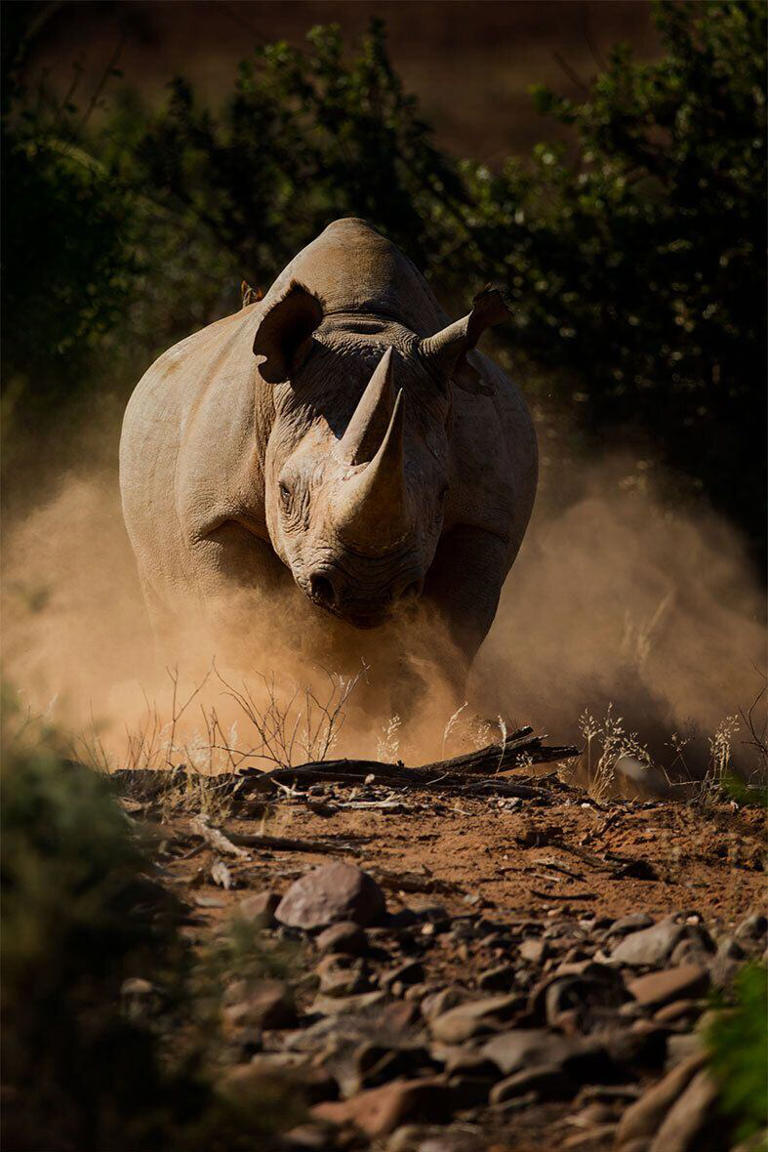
[2,3,765,556]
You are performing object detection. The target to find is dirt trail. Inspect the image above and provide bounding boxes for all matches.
[122,759,766,1152]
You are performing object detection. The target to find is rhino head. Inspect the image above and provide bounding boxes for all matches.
[253,281,509,628]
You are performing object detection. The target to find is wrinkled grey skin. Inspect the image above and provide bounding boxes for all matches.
[120,219,537,689]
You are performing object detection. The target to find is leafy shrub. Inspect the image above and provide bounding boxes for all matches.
[0,698,299,1151]
[708,964,768,1142]
[3,3,766,557]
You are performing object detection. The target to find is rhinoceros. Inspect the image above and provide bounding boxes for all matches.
[119,218,537,695]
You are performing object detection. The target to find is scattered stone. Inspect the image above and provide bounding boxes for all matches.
[734,913,767,952]
[613,1051,708,1149]
[420,986,475,1023]
[628,965,710,1011]
[381,961,426,992]
[608,913,654,937]
[387,1124,483,1152]
[276,862,386,930]
[481,1028,578,1077]
[236,889,280,928]
[665,1032,704,1068]
[530,963,629,1030]
[283,1121,337,1150]
[478,965,516,992]
[520,938,549,964]
[222,978,297,1032]
[315,953,370,997]
[312,1078,452,1138]
[561,1124,617,1149]
[429,994,522,1044]
[316,921,369,956]
[310,990,387,1017]
[654,999,704,1026]
[489,1065,576,1104]
[649,1068,723,1152]
[669,926,715,967]
[610,918,685,968]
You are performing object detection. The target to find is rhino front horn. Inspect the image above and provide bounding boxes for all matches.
[419,285,510,395]
[335,388,410,550]
[336,346,396,466]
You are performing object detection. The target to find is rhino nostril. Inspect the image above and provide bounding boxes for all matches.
[309,572,336,607]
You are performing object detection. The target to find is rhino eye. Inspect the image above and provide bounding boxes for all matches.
[279,481,292,509]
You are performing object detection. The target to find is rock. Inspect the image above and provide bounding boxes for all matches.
[353,1043,442,1092]
[734,913,767,952]
[236,889,280,927]
[420,986,474,1023]
[309,990,387,1017]
[654,999,704,1026]
[666,1032,704,1068]
[613,1051,708,1149]
[248,1054,338,1104]
[315,953,370,997]
[561,1125,617,1150]
[610,919,685,968]
[478,965,516,992]
[222,978,296,1032]
[649,1068,723,1152]
[283,1121,337,1150]
[312,1078,452,1138]
[530,963,629,1031]
[316,921,369,956]
[429,994,522,1044]
[489,1065,576,1104]
[669,926,715,967]
[387,1124,483,1151]
[628,965,710,1011]
[609,913,654,938]
[481,1028,578,1076]
[520,938,549,964]
[276,862,386,930]
[381,961,426,992]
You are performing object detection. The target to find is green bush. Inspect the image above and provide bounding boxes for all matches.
[0,699,300,1151]
[708,964,768,1143]
[3,3,766,556]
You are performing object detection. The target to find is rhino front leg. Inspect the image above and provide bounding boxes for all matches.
[424,525,512,690]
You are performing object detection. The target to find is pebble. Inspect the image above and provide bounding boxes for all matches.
[275,862,386,930]
[613,1051,708,1150]
[627,964,710,1010]
[649,1068,723,1152]
[312,1077,452,1138]
[221,978,296,1031]
[236,889,280,928]
[315,921,369,956]
[429,994,521,1044]
[489,1064,575,1104]
[315,953,370,997]
[481,1027,578,1076]
[477,964,516,992]
[609,918,685,967]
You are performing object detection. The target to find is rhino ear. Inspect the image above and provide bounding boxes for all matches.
[420,285,510,396]
[252,280,324,383]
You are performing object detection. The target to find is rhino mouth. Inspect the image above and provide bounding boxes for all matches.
[307,591,391,630]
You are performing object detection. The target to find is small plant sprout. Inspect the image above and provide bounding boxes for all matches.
[376,714,402,761]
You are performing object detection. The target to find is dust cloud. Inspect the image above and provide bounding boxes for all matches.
[3,444,765,781]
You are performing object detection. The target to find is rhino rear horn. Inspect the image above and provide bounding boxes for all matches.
[419,285,510,396]
[253,280,323,383]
